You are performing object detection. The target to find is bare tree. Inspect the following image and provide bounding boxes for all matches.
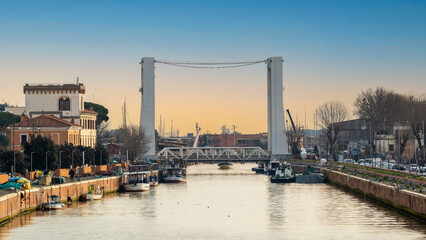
[316,101,348,161]
[354,87,405,132]
[117,125,150,161]
[96,121,110,143]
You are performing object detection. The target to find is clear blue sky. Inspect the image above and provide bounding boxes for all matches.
[1,0,425,133]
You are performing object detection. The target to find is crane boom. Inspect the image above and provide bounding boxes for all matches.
[286,109,303,149]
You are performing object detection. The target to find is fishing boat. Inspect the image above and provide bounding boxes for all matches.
[42,195,65,210]
[218,162,233,170]
[87,185,103,200]
[270,163,296,183]
[252,162,265,174]
[161,167,186,183]
[149,175,159,186]
[123,172,150,192]
[266,159,281,175]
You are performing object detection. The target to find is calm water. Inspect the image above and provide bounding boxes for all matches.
[1,164,425,240]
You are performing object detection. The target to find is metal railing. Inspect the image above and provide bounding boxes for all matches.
[158,147,269,161]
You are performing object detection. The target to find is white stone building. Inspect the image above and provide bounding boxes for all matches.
[23,83,97,147]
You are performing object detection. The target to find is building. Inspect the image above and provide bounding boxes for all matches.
[334,118,373,152]
[22,83,97,147]
[4,106,25,115]
[203,133,267,148]
[1,115,82,151]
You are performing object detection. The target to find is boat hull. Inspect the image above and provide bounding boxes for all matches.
[295,173,325,184]
[123,183,150,192]
[42,203,65,210]
[270,176,296,183]
[87,193,103,200]
[162,176,186,183]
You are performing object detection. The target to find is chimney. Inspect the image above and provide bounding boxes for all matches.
[20,114,29,122]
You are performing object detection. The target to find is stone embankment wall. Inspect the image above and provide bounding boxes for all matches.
[323,169,426,221]
[0,176,122,224]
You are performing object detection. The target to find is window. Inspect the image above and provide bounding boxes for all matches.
[20,134,28,144]
[389,144,394,152]
[59,98,70,110]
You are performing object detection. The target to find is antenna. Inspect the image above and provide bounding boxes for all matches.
[77,76,79,84]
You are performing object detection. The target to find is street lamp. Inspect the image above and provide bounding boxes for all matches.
[59,151,64,169]
[82,150,86,166]
[99,150,103,165]
[13,152,18,176]
[45,151,50,171]
[72,149,77,169]
[30,151,35,179]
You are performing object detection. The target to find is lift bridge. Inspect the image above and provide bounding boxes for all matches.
[157,147,270,163]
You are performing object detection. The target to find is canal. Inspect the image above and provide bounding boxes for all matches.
[0,164,425,239]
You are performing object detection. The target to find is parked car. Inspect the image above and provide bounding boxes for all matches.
[392,164,406,171]
[409,164,420,173]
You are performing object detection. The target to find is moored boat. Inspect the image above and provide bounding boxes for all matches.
[295,172,325,183]
[252,162,265,174]
[266,159,281,175]
[270,163,296,183]
[150,175,159,186]
[218,162,233,170]
[42,195,65,210]
[87,185,103,200]
[161,167,186,183]
[123,172,150,192]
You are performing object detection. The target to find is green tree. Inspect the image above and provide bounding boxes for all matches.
[0,134,8,148]
[0,112,20,128]
[84,102,109,127]
[0,151,27,174]
[22,135,57,170]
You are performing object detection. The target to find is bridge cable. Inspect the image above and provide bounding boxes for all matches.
[155,59,267,69]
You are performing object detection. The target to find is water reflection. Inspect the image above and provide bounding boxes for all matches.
[0,164,425,240]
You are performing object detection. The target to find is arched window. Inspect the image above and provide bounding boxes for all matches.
[59,98,70,111]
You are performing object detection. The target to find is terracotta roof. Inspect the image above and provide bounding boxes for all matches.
[7,114,81,128]
[81,109,98,115]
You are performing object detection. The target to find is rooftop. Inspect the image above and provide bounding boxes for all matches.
[7,114,81,128]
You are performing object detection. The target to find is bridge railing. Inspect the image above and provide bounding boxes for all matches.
[157,147,269,161]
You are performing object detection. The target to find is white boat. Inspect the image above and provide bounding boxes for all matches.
[270,163,296,183]
[87,185,103,200]
[123,172,150,192]
[266,159,281,175]
[150,175,159,186]
[42,195,65,210]
[162,167,186,183]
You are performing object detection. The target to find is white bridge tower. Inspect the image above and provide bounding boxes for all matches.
[140,57,289,159]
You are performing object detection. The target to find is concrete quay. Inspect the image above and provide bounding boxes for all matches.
[0,176,122,225]
[323,169,426,222]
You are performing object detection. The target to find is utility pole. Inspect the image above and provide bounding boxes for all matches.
[82,150,86,166]
[232,125,237,147]
[59,151,63,169]
[30,151,35,179]
[398,122,401,167]
[46,151,50,171]
[423,120,425,164]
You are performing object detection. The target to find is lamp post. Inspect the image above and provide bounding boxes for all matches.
[99,150,103,165]
[59,151,64,169]
[30,151,35,179]
[13,152,18,176]
[45,151,50,171]
[82,150,86,166]
[72,149,77,169]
